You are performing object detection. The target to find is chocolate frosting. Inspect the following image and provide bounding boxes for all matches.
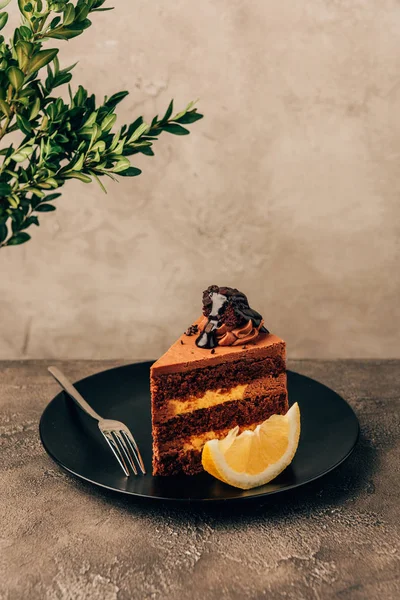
[195,285,269,349]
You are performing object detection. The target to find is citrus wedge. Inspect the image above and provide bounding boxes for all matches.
[202,403,301,489]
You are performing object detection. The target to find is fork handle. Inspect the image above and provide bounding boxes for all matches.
[48,366,102,422]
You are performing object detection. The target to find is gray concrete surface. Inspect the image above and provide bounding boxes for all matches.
[2,1,400,361]
[0,360,399,600]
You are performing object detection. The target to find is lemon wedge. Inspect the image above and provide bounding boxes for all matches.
[202,403,301,489]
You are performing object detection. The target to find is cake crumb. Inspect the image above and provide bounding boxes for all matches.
[184,324,199,336]
[242,345,247,349]
[180,339,184,345]
[211,348,215,354]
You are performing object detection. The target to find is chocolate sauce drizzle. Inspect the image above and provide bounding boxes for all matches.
[195,285,268,349]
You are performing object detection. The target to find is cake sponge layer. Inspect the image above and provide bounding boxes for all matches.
[152,372,287,424]
[153,422,263,476]
[153,391,288,450]
[151,354,286,406]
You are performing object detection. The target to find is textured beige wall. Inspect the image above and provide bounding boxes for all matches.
[1,0,400,360]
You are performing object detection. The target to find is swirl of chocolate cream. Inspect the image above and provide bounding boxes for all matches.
[198,316,265,347]
[195,286,269,349]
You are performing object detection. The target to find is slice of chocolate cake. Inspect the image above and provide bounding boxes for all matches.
[150,286,288,476]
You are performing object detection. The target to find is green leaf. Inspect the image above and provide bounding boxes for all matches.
[0,99,11,117]
[7,232,31,245]
[104,91,129,109]
[7,66,24,90]
[19,25,31,39]
[12,146,33,162]
[81,110,98,128]
[26,49,59,76]
[13,28,21,45]
[46,27,84,40]
[35,203,56,212]
[172,100,197,121]
[128,122,149,143]
[117,166,142,177]
[100,113,116,132]
[162,123,190,135]
[18,89,34,101]
[45,178,59,188]
[139,146,155,156]
[112,157,131,173]
[53,54,60,75]
[75,4,89,21]
[16,114,33,135]
[125,116,142,138]
[109,129,121,151]
[90,140,106,153]
[21,215,39,228]
[60,61,78,74]
[122,142,154,156]
[8,195,19,207]
[50,16,61,28]
[12,152,28,162]
[63,3,75,26]
[53,72,72,88]
[0,0,11,9]
[25,187,45,198]
[91,172,107,193]
[71,153,85,171]
[29,96,41,120]
[63,171,92,183]
[0,222,7,243]
[17,0,30,15]
[16,41,33,70]
[43,193,61,201]
[0,11,8,31]
[112,139,124,155]
[176,111,203,124]
[0,182,12,196]
[80,18,92,31]
[11,210,24,232]
[161,100,173,123]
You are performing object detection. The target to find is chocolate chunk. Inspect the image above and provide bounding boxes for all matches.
[210,348,215,354]
[180,340,184,345]
[185,324,199,336]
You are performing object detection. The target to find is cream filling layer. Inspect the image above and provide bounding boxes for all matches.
[169,384,248,417]
[182,423,261,452]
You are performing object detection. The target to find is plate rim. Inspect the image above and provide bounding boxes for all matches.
[39,362,360,503]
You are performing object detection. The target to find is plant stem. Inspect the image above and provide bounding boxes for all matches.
[0,84,16,141]
[31,11,50,40]
[0,115,11,142]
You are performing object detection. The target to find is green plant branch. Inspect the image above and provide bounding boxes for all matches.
[0,113,11,140]
[0,0,203,247]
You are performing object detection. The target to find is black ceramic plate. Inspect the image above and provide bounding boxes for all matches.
[39,363,359,502]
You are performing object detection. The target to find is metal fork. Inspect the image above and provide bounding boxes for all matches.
[48,366,146,477]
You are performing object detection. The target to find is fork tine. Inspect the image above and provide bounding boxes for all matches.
[101,431,129,476]
[120,430,143,474]
[121,430,146,474]
[108,431,132,476]
[112,431,138,475]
